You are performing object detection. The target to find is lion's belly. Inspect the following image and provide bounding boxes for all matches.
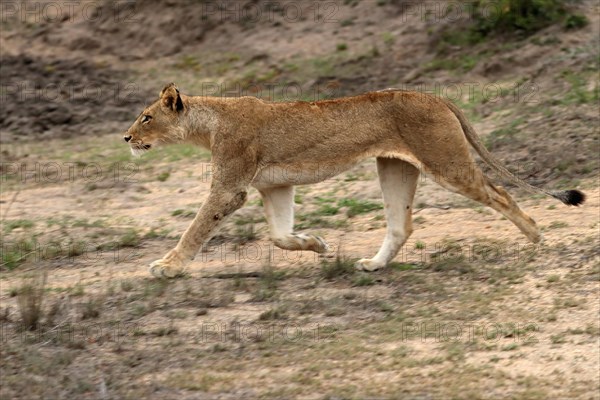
[252,162,358,188]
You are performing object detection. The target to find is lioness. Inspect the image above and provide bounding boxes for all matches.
[124,83,585,278]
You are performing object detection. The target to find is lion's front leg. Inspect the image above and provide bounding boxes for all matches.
[150,188,248,278]
[149,248,188,278]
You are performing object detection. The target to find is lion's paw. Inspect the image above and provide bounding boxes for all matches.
[149,258,184,279]
[354,258,385,272]
[312,236,330,254]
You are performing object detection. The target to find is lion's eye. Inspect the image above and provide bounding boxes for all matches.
[141,115,152,124]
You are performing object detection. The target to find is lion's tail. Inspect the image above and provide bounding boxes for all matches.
[442,98,585,206]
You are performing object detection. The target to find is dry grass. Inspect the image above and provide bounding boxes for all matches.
[16,270,48,331]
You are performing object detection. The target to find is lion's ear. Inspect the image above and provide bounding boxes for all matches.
[160,83,184,112]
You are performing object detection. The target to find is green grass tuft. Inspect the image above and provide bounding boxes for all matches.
[338,198,383,217]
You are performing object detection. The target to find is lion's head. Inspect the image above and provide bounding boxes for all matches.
[124,83,186,156]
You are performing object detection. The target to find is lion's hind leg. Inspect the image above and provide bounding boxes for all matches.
[355,158,419,271]
[432,166,541,243]
[259,186,329,253]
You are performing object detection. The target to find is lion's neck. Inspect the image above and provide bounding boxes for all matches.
[182,98,224,150]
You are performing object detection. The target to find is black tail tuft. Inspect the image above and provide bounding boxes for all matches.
[552,190,586,206]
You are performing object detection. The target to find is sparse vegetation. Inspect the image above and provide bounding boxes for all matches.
[234,215,265,225]
[382,32,395,47]
[157,171,171,182]
[547,221,569,230]
[295,209,348,230]
[174,55,201,71]
[564,13,588,30]
[352,273,375,286]
[233,224,258,244]
[69,282,85,297]
[389,262,419,271]
[119,229,141,247]
[485,118,525,149]
[1,237,36,270]
[95,229,141,251]
[3,219,35,232]
[316,204,339,216]
[171,209,196,218]
[561,71,598,104]
[336,43,348,52]
[81,297,102,319]
[425,53,482,73]
[340,18,354,27]
[338,198,383,217]
[16,271,47,330]
[250,262,286,302]
[467,0,585,37]
[321,252,356,280]
[258,305,287,320]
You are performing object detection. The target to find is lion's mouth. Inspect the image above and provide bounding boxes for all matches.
[130,143,152,157]
[132,143,151,150]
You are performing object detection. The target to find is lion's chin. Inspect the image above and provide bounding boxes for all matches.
[130,143,152,158]
[130,147,148,158]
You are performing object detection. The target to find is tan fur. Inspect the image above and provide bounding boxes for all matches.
[125,83,546,277]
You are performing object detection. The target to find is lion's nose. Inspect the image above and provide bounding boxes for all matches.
[124,135,132,142]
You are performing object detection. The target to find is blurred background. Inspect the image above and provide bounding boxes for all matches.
[1,0,597,184]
